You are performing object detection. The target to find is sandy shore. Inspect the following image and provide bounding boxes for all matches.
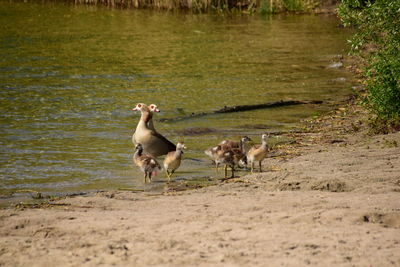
[1,104,400,267]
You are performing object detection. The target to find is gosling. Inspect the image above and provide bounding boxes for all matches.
[214,146,236,179]
[133,143,161,183]
[205,145,221,172]
[163,142,186,181]
[205,139,248,173]
[247,134,269,173]
[219,136,252,168]
[213,144,247,178]
[219,136,252,152]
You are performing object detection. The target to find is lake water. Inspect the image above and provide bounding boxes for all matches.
[0,1,354,200]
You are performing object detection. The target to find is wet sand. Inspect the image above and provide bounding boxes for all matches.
[1,103,400,266]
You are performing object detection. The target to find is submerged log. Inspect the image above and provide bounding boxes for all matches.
[214,100,323,113]
[159,100,323,123]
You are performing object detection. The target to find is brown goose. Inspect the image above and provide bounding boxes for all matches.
[213,145,244,179]
[215,146,236,179]
[205,143,246,178]
[205,136,250,172]
[132,103,152,145]
[148,103,160,131]
[132,103,176,157]
[219,136,252,166]
[163,142,186,181]
[219,136,252,151]
[247,134,269,173]
[133,143,161,183]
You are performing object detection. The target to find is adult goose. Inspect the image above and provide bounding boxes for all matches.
[132,103,176,157]
[148,104,160,131]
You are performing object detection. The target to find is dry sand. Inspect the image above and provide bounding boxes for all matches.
[1,104,400,267]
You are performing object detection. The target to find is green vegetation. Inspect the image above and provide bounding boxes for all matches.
[72,0,322,13]
[338,0,400,132]
[258,0,320,14]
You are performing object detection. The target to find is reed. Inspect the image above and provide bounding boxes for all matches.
[72,0,322,13]
[259,0,321,13]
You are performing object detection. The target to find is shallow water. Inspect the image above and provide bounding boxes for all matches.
[0,1,354,199]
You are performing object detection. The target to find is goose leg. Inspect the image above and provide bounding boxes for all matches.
[224,165,228,178]
[259,160,262,172]
[251,162,254,174]
[231,165,235,178]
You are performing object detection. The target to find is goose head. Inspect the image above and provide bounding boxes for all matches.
[176,142,187,151]
[241,136,252,143]
[135,143,144,153]
[261,134,269,143]
[132,103,150,112]
[148,104,160,113]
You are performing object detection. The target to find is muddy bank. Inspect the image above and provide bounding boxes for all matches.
[1,103,400,266]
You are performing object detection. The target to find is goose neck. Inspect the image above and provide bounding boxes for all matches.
[134,147,143,159]
[175,149,183,158]
[240,139,245,152]
[141,110,152,124]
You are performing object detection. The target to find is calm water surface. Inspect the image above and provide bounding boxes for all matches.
[0,1,354,199]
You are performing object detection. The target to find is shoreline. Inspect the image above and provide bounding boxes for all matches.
[1,97,400,266]
[0,97,349,208]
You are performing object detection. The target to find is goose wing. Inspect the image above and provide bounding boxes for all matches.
[151,131,176,151]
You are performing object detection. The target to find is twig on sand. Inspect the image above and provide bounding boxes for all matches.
[14,190,44,199]
[118,188,145,192]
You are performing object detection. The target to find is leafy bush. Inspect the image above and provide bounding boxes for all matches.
[338,0,400,124]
